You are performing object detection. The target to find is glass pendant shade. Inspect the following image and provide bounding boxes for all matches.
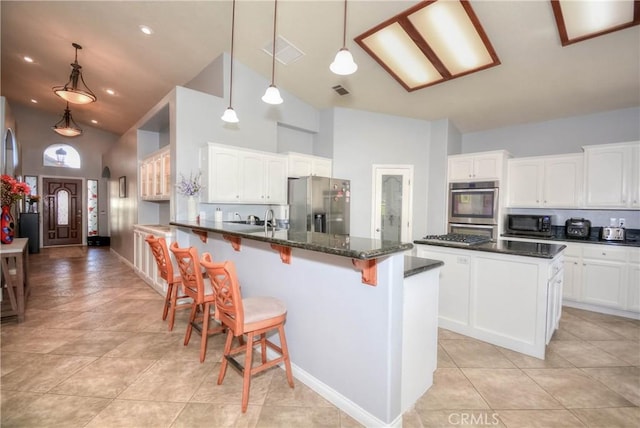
[261,85,283,105]
[52,103,83,137]
[330,48,358,75]
[52,43,97,105]
[221,107,239,123]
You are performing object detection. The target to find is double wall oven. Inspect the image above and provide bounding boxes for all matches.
[448,181,499,240]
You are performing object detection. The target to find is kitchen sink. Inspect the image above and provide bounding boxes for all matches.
[224,220,268,226]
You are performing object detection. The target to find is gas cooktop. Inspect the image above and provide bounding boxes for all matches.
[420,233,492,246]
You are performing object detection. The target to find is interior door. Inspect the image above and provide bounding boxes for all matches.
[43,177,83,246]
[372,165,413,242]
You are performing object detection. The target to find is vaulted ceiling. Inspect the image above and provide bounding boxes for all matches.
[1,1,639,136]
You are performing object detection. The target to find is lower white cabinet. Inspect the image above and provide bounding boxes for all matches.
[133,225,173,296]
[415,244,562,359]
[505,236,639,318]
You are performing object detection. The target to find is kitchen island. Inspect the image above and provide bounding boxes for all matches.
[414,239,566,360]
[168,220,440,427]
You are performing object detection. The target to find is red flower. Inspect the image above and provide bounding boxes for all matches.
[1,174,31,207]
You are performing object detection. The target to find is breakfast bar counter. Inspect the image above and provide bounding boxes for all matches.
[167,220,440,426]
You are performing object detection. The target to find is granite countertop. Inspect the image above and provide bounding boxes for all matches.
[502,226,640,248]
[413,239,566,259]
[404,256,444,278]
[170,220,413,260]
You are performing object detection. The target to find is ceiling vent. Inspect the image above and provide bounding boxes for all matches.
[332,85,350,96]
[262,35,305,65]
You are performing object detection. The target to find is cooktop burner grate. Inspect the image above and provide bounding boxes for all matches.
[421,233,492,246]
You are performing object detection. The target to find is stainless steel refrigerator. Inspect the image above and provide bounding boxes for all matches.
[288,177,350,235]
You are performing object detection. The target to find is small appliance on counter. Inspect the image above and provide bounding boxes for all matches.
[505,214,553,237]
[565,217,591,239]
[600,226,626,241]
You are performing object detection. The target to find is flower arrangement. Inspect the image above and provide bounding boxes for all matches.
[1,174,30,207]
[176,171,203,197]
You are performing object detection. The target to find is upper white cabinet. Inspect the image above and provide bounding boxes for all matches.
[286,152,332,178]
[507,153,583,208]
[448,150,510,182]
[200,143,288,204]
[584,141,639,208]
[140,147,171,201]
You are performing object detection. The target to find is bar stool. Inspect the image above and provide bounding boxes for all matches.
[201,254,294,412]
[145,235,190,331]
[170,242,224,363]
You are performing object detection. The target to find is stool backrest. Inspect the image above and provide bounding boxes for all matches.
[169,242,205,302]
[201,254,244,335]
[145,235,173,282]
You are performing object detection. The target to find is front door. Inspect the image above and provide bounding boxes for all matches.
[43,177,83,246]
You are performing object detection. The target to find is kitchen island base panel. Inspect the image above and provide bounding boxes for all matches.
[416,244,564,360]
[174,227,439,426]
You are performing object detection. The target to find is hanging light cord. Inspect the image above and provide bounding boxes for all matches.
[270,0,278,85]
[228,0,236,109]
[341,0,347,48]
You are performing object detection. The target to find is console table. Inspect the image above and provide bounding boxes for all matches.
[1,238,30,322]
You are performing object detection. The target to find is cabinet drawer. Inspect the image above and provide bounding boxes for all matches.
[629,248,640,264]
[562,243,582,258]
[582,245,627,262]
[549,257,564,278]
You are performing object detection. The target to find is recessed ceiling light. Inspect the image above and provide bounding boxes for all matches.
[105,89,116,95]
[139,25,154,35]
[91,119,98,124]
[30,99,38,103]
[23,56,34,63]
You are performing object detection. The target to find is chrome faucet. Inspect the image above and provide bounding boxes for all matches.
[264,208,274,233]
[234,212,242,221]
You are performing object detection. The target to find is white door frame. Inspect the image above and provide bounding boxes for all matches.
[371,164,413,242]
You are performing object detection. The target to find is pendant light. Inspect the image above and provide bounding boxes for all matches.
[51,102,83,137]
[221,0,240,123]
[330,0,358,75]
[52,43,97,105]
[262,0,283,105]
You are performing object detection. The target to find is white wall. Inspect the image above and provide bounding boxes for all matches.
[11,102,119,238]
[462,107,640,156]
[331,107,431,240]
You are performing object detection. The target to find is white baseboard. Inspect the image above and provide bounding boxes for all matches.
[562,301,640,320]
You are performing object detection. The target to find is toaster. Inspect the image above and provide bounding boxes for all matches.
[565,218,591,239]
[600,227,626,241]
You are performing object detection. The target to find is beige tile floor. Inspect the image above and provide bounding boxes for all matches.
[1,246,639,427]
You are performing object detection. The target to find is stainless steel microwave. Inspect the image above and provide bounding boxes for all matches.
[505,214,553,237]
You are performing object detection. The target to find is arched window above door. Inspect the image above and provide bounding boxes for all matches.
[43,144,81,169]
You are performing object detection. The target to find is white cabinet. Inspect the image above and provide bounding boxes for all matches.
[133,224,173,296]
[562,243,582,301]
[200,143,288,204]
[582,246,627,309]
[628,249,640,312]
[415,244,560,359]
[546,259,564,344]
[584,141,639,208]
[286,152,332,178]
[447,150,510,182]
[140,147,171,201]
[507,154,583,208]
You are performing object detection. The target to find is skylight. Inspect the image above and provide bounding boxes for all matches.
[551,0,640,46]
[355,0,500,91]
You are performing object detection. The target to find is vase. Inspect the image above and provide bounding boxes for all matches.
[1,205,15,244]
[187,196,198,222]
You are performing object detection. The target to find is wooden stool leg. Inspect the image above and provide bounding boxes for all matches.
[200,302,211,363]
[241,331,255,413]
[184,304,197,346]
[260,333,267,364]
[279,325,294,388]
[218,330,234,385]
[167,282,180,331]
[162,283,172,321]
